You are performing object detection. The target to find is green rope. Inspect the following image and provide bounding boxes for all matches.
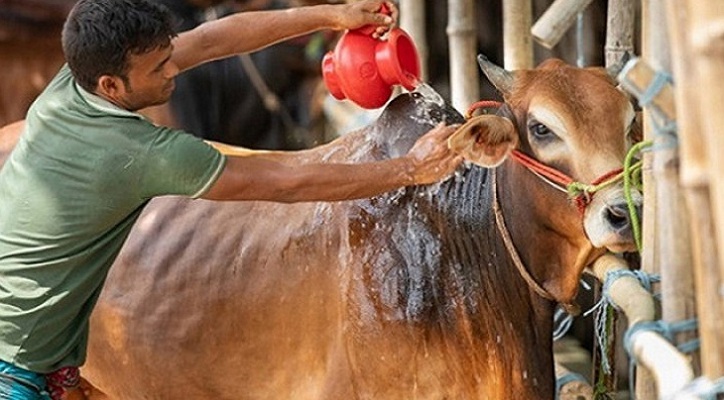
[624,140,653,252]
[593,305,617,399]
[567,174,623,200]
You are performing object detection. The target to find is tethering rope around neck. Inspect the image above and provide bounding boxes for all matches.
[491,170,559,304]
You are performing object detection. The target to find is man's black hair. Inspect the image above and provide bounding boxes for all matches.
[62,0,177,92]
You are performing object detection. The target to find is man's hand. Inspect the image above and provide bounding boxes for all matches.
[331,1,398,38]
[404,123,464,186]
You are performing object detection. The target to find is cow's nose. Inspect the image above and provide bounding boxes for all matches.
[604,202,639,233]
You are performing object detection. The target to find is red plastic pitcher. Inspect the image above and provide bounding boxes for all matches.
[322,9,421,109]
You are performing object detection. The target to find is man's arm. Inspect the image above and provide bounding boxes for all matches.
[172,0,395,73]
[0,120,24,166]
[201,123,463,202]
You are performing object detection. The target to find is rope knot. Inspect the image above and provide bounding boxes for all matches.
[567,182,593,213]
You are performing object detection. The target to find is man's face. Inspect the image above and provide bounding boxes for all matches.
[118,45,178,111]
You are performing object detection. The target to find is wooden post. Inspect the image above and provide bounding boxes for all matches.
[600,3,635,395]
[618,60,675,122]
[530,0,593,51]
[591,255,696,398]
[638,0,700,398]
[635,4,660,397]
[644,0,698,365]
[399,0,428,82]
[502,0,533,69]
[555,363,593,400]
[604,0,635,68]
[447,0,479,113]
[667,0,724,380]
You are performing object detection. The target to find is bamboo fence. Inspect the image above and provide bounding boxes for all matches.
[503,0,533,69]
[447,0,480,113]
[408,0,724,396]
[665,0,724,384]
[399,0,428,81]
[526,0,724,397]
[531,0,594,51]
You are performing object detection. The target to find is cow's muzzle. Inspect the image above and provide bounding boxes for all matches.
[584,187,642,253]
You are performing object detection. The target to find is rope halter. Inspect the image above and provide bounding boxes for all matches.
[466,100,628,214]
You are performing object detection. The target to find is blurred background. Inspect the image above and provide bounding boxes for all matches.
[0,0,611,150]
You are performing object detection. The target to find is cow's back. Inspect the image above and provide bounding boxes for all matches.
[83,93,456,399]
[84,197,352,399]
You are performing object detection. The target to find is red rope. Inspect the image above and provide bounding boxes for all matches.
[572,196,589,214]
[464,100,624,214]
[466,100,575,188]
[465,100,504,119]
[571,168,624,214]
[510,150,573,187]
[591,168,624,186]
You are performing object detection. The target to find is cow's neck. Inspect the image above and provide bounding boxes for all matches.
[403,159,596,394]
[343,163,560,398]
[495,159,599,306]
[416,164,558,395]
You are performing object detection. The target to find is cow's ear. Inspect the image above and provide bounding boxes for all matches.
[448,115,518,167]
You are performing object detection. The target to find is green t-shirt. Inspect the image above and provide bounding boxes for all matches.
[0,64,226,373]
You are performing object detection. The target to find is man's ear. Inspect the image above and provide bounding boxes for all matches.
[96,75,124,98]
[447,115,518,167]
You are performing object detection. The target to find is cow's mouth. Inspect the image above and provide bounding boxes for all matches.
[604,241,638,254]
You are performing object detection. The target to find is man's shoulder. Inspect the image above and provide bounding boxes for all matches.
[40,64,74,98]
[29,64,80,116]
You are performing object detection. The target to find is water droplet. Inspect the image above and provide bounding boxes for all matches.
[414,82,445,107]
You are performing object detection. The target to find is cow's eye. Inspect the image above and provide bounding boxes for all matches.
[528,121,554,139]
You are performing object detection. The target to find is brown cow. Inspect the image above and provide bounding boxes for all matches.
[0,57,639,399]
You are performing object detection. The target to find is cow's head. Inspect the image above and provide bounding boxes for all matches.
[450,56,641,255]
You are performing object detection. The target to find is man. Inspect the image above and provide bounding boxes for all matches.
[0,0,461,399]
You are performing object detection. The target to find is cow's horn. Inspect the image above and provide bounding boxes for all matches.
[477,54,514,94]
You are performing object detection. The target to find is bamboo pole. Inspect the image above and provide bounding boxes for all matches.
[554,363,593,400]
[399,0,428,82]
[638,1,700,398]
[604,0,635,68]
[600,3,635,394]
[663,3,708,189]
[618,60,675,122]
[531,0,594,51]
[684,188,724,379]
[672,0,724,379]
[502,0,533,70]
[644,0,699,371]
[446,0,479,113]
[635,4,659,397]
[591,255,696,399]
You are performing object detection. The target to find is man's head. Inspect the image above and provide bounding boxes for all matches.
[62,0,178,110]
